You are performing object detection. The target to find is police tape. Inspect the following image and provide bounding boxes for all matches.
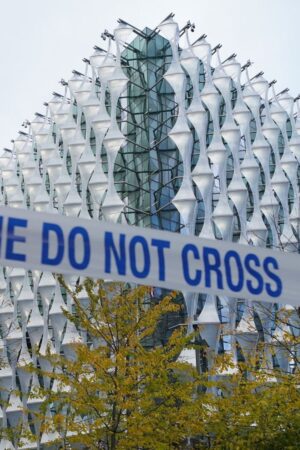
[0,206,299,306]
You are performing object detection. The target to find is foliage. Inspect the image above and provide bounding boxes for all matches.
[31,280,205,449]
[203,365,300,450]
[22,280,300,450]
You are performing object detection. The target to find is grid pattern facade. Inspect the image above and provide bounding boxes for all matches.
[0,16,299,447]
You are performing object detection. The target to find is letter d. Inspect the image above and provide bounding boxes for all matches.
[41,223,64,266]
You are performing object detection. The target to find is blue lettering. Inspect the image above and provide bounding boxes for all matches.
[203,247,223,289]
[263,256,282,298]
[245,254,263,295]
[104,232,126,275]
[6,217,27,262]
[151,238,170,281]
[129,236,150,279]
[41,223,64,266]
[68,227,90,270]
[224,250,243,292]
[181,244,201,286]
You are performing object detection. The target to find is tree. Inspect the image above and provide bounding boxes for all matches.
[22,279,300,450]
[202,363,300,450]
[194,297,300,449]
[30,280,205,450]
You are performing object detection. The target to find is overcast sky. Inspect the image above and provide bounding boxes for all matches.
[0,0,299,149]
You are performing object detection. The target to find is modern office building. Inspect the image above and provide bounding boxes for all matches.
[0,14,300,447]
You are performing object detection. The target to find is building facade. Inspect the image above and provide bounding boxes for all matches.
[0,14,300,447]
